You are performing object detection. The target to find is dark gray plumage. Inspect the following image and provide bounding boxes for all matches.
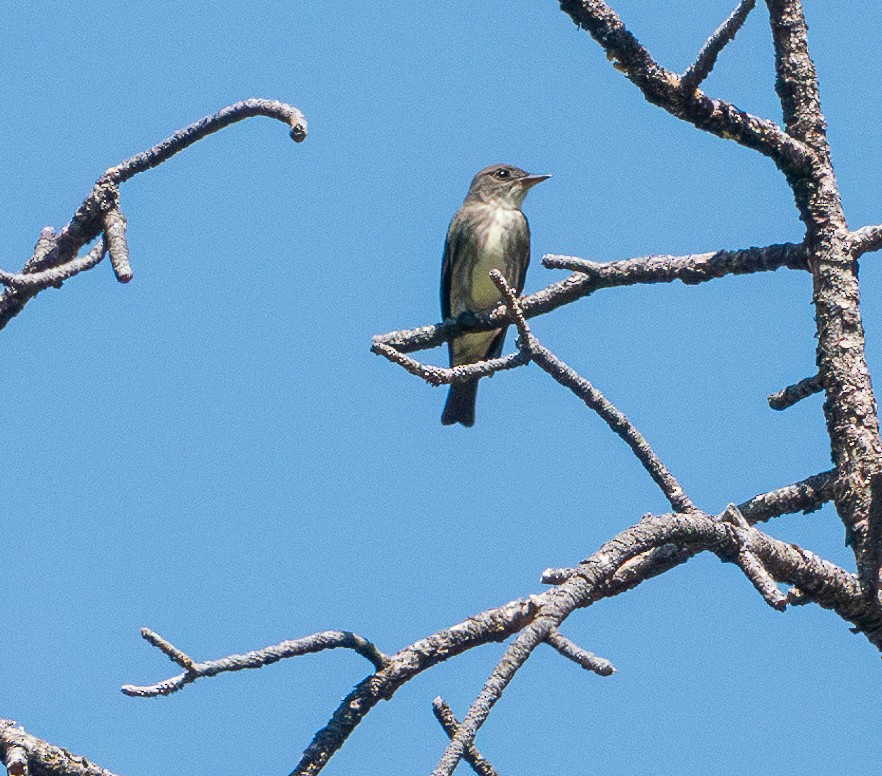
[441,164,550,426]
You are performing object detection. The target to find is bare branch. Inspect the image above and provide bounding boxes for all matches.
[738,470,835,523]
[99,98,307,186]
[543,241,806,284]
[103,205,132,284]
[720,505,787,611]
[375,242,807,356]
[733,547,789,610]
[0,720,121,776]
[123,628,388,698]
[432,699,501,776]
[432,508,881,776]
[544,627,615,675]
[527,339,693,513]
[0,99,307,332]
[766,0,882,588]
[558,0,809,171]
[768,373,822,410]
[371,341,529,386]
[544,469,837,587]
[0,240,107,292]
[292,597,542,776]
[376,278,692,514]
[681,0,757,91]
[851,224,882,258]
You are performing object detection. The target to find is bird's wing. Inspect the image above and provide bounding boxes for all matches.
[440,211,464,322]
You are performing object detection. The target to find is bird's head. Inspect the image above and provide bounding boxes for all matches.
[465,164,551,208]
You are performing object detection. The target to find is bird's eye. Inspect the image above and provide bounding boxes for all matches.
[494,168,510,179]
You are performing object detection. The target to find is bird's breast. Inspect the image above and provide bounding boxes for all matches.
[466,207,524,311]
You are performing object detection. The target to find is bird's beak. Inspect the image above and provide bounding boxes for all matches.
[521,173,551,189]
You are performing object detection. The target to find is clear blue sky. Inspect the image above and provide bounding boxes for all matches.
[2,2,881,774]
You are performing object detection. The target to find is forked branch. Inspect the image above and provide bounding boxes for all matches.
[0,99,307,331]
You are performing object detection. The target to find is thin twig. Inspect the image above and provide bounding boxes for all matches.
[371,341,528,386]
[100,98,307,186]
[432,698,501,776]
[544,627,615,675]
[681,0,757,91]
[528,339,693,513]
[123,629,388,698]
[375,271,692,514]
[720,505,787,611]
[542,242,806,283]
[140,627,198,672]
[489,269,531,344]
[768,373,822,410]
[0,240,107,291]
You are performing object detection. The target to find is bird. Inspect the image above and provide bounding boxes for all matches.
[440,163,550,426]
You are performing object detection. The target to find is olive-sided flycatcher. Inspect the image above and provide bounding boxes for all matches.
[441,164,550,426]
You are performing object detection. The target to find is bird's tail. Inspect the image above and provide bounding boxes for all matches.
[441,381,479,427]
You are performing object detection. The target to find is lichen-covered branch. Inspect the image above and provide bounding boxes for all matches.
[768,373,822,410]
[542,241,806,284]
[543,470,837,587]
[0,720,121,776]
[765,0,882,592]
[0,240,107,292]
[851,224,882,258]
[557,0,809,172]
[681,0,756,91]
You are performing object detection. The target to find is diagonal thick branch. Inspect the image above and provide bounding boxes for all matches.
[429,507,880,776]
[290,499,873,776]
[557,0,809,172]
